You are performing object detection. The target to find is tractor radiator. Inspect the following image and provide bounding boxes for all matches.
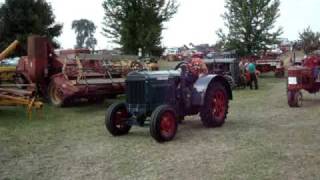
[126,81,145,104]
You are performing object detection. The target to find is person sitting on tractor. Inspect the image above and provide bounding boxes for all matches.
[179,57,208,109]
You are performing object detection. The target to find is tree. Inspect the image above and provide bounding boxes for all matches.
[217,0,282,56]
[71,19,97,50]
[299,27,320,54]
[0,0,63,56]
[102,0,178,56]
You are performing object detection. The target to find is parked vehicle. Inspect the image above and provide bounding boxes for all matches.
[256,53,284,77]
[105,68,232,142]
[204,52,241,88]
[287,55,320,107]
[16,36,126,107]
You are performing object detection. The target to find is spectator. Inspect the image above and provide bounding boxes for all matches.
[248,60,258,90]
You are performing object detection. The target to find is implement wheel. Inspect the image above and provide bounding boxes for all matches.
[150,105,178,142]
[200,82,229,127]
[48,81,65,107]
[288,90,302,107]
[105,102,131,136]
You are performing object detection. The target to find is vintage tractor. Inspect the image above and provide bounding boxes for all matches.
[105,67,232,142]
[16,36,126,107]
[204,51,240,89]
[287,55,320,107]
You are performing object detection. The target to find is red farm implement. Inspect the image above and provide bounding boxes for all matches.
[16,36,126,107]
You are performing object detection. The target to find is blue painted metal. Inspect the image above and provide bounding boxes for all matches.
[192,74,232,106]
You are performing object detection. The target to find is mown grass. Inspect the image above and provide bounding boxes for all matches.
[1,70,320,179]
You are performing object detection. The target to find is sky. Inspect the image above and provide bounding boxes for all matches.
[1,0,320,49]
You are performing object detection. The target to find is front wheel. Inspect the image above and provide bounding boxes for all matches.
[150,105,178,142]
[105,102,131,136]
[288,90,302,107]
[200,82,229,127]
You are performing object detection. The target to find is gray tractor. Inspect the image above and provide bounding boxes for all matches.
[105,66,233,142]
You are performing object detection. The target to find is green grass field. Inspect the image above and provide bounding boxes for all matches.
[1,69,320,179]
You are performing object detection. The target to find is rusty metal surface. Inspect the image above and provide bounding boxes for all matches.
[26,36,49,82]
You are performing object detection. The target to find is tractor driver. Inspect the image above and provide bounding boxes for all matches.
[179,57,208,109]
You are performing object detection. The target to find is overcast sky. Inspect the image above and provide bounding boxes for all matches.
[2,0,320,49]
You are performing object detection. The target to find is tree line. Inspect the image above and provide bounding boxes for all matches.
[0,0,319,57]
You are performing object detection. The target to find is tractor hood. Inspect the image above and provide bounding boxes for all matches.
[126,70,180,81]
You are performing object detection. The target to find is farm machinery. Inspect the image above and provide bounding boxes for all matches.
[287,54,320,107]
[16,36,128,107]
[105,63,233,142]
[256,53,285,77]
[0,40,43,116]
[242,52,285,77]
[204,51,240,88]
[0,40,19,82]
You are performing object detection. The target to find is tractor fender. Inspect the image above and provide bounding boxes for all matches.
[191,74,233,106]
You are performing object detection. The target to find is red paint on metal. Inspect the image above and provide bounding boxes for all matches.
[16,35,126,104]
[160,112,176,138]
[212,89,226,120]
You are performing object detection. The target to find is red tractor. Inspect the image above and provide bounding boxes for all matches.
[16,36,126,106]
[287,55,320,107]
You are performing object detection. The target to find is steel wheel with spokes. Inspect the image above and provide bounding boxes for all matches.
[200,82,229,127]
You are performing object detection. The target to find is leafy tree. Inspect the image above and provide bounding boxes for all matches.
[102,0,178,56]
[299,26,320,54]
[71,19,97,50]
[217,0,282,56]
[0,0,63,56]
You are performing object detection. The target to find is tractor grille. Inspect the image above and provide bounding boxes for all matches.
[126,81,145,104]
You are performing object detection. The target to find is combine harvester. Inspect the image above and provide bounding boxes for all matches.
[0,40,43,117]
[16,36,128,107]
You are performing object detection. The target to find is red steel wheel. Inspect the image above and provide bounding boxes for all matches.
[212,89,227,121]
[150,105,178,142]
[200,82,229,127]
[105,102,131,136]
[159,112,177,139]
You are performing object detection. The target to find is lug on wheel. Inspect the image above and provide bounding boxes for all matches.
[200,82,229,127]
[288,90,302,107]
[105,102,131,136]
[150,105,178,142]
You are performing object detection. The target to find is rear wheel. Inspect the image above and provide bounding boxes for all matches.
[150,105,178,142]
[105,102,131,136]
[288,90,302,107]
[200,82,229,127]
